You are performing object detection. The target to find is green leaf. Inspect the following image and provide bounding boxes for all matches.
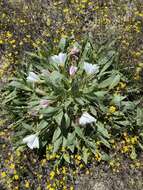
[52,127,61,143]
[75,98,85,105]
[109,74,120,89]
[54,111,64,125]
[101,153,111,161]
[59,38,66,51]
[115,120,130,126]
[64,113,70,127]
[85,140,96,154]
[97,122,110,138]
[137,107,143,126]
[38,120,48,130]
[99,74,115,88]
[40,107,59,115]
[53,136,63,153]
[82,147,89,164]
[62,137,67,147]
[90,106,97,117]
[122,101,136,111]
[3,90,17,104]
[94,91,107,99]
[66,132,76,146]
[50,71,63,83]
[22,123,33,131]
[9,81,32,91]
[138,142,143,150]
[130,147,137,160]
[26,51,46,60]
[75,127,85,140]
[68,144,75,153]
[99,73,120,89]
[98,53,115,77]
[99,135,111,148]
[81,41,92,61]
[63,153,70,163]
[111,94,126,106]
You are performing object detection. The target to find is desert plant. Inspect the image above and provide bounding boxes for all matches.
[1,37,139,163]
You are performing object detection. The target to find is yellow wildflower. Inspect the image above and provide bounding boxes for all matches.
[50,171,55,180]
[14,174,19,180]
[25,180,30,188]
[1,172,6,177]
[10,39,16,44]
[9,163,15,169]
[109,106,116,113]
[62,167,66,174]
[138,63,143,67]
[122,146,129,153]
[6,31,13,38]
[131,136,137,144]
[119,82,126,89]
[0,39,3,44]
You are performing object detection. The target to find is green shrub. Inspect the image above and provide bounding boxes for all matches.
[1,37,142,164]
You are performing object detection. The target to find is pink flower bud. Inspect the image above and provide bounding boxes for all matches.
[69,66,78,76]
[40,99,49,108]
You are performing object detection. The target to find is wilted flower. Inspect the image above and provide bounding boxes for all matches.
[27,72,40,83]
[28,108,38,117]
[69,66,78,76]
[41,69,51,76]
[69,46,80,56]
[40,99,49,108]
[23,134,39,149]
[83,62,99,75]
[51,52,67,66]
[79,112,96,126]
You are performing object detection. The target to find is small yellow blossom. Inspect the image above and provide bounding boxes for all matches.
[119,82,126,89]
[6,31,13,38]
[109,106,116,113]
[50,171,55,180]
[25,180,30,188]
[10,39,16,44]
[76,155,81,161]
[14,174,19,180]
[0,39,4,44]
[131,136,137,144]
[138,63,143,67]
[9,163,15,169]
[122,146,129,153]
[1,172,6,177]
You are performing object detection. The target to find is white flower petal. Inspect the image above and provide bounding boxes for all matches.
[27,72,40,82]
[79,112,96,126]
[51,53,67,66]
[23,134,39,149]
[83,62,99,75]
[23,134,35,143]
[27,136,39,149]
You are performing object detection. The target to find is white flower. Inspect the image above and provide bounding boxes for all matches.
[69,66,78,76]
[23,134,39,149]
[83,62,99,75]
[27,72,40,83]
[79,112,96,126]
[51,52,67,66]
